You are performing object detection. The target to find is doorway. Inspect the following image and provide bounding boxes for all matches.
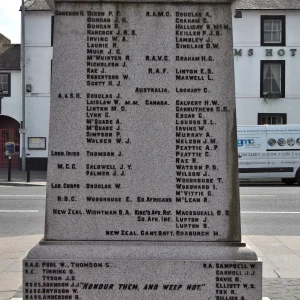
[0,116,20,168]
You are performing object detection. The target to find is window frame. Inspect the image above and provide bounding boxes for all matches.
[261,15,286,47]
[0,73,11,97]
[260,60,285,98]
[258,113,287,125]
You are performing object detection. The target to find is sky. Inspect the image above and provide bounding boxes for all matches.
[0,0,22,43]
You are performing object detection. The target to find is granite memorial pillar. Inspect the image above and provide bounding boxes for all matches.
[24,0,262,299]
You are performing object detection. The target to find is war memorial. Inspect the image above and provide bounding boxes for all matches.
[23,0,262,299]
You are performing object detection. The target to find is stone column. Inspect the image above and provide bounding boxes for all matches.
[24,0,262,299]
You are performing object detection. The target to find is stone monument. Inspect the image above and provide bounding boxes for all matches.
[24,0,262,299]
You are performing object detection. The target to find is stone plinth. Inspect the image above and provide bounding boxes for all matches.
[25,241,261,300]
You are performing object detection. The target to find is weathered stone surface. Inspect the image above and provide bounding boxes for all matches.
[45,2,240,242]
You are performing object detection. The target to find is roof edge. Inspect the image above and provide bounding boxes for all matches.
[25,0,51,11]
[235,8,300,10]
[45,0,55,10]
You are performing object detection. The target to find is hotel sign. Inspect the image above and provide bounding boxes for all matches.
[234,48,297,57]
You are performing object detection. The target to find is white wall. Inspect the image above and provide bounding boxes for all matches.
[24,10,53,158]
[25,96,50,157]
[233,10,300,125]
[25,12,52,46]
[26,46,52,95]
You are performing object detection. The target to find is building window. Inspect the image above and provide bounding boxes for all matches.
[261,16,286,46]
[258,113,287,125]
[0,73,11,97]
[260,60,285,98]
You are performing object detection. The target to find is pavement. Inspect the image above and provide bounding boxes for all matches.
[0,171,300,299]
[0,170,46,186]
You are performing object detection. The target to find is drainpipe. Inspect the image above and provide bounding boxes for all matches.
[21,0,26,171]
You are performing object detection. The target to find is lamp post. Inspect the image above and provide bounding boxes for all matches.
[21,0,26,171]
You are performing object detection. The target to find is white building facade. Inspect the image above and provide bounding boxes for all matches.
[23,0,53,169]
[0,40,22,168]
[232,0,300,125]
[0,0,53,169]
[2,0,300,170]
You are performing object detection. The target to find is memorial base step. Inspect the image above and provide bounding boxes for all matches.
[24,241,262,300]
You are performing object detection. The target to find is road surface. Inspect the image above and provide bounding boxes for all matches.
[0,185,299,236]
